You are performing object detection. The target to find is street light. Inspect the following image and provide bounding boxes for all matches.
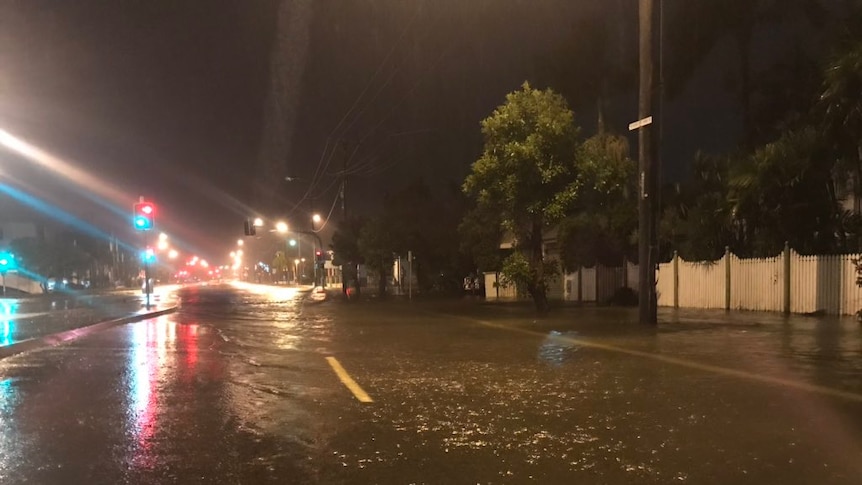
[276,221,288,233]
[237,239,244,246]
[253,217,264,227]
[168,249,178,259]
[312,213,321,225]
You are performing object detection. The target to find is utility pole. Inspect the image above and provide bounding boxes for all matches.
[635,0,661,325]
[340,140,348,222]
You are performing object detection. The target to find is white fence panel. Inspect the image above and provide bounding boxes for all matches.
[656,262,674,307]
[483,272,518,299]
[580,267,597,302]
[678,256,726,309]
[730,254,784,312]
[817,255,843,314]
[790,253,848,314]
[841,255,862,315]
[626,262,639,291]
[790,252,816,314]
[596,265,624,302]
[564,272,578,301]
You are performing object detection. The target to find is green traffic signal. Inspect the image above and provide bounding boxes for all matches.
[133,202,155,230]
[0,252,16,271]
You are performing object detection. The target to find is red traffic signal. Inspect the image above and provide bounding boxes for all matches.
[133,201,155,230]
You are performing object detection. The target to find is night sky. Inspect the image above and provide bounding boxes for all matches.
[0,0,830,262]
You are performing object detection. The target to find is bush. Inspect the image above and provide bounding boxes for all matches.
[607,287,638,307]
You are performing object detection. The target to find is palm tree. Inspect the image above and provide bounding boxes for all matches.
[820,39,862,213]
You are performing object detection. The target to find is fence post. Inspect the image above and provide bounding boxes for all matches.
[577,267,582,303]
[673,250,679,309]
[784,241,791,315]
[725,246,731,311]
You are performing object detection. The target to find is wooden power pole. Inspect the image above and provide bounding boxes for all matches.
[634,0,661,325]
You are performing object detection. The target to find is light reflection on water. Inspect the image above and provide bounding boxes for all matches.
[127,317,200,470]
[538,330,581,366]
[0,377,19,478]
[0,301,17,347]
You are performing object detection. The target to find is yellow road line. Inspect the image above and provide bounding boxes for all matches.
[436,312,862,403]
[326,356,374,403]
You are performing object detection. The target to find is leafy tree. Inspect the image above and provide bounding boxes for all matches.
[458,203,504,274]
[463,82,580,313]
[730,127,839,256]
[558,131,637,270]
[358,217,393,297]
[659,153,736,261]
[331,216,365,294]
[820,38,862,215]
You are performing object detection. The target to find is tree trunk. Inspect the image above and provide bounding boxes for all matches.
[530,219,549,314]
[377,261,387,298]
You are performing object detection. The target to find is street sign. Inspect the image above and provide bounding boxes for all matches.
[628,116,653,131]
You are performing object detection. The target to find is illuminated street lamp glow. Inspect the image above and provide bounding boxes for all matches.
[289,239,296,247]
[312,214,321,224]
[168,249,178,259]
[237,239,244,246]
[230,251,236,258]
[275,221,288,233]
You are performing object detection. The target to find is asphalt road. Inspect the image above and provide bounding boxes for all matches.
[0,282,861,484]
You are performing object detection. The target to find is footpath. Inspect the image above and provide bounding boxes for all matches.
[0,290,178,359]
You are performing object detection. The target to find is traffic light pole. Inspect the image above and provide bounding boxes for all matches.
[144,231,151,310]
[296,230,324,288]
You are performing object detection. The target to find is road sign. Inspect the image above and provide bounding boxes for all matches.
[628,116,653,131]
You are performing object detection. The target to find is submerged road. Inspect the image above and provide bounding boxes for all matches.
[0,282,860,484]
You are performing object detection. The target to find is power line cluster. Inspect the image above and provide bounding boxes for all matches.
[285,1,457,225]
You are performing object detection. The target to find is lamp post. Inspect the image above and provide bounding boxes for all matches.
[311,213,322,287]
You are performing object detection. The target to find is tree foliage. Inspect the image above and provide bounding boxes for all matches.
[358,217,392,296]
[463,82,580,312]
[558,132,637,270]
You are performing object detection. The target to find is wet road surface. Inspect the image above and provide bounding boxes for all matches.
[1,282,861,483]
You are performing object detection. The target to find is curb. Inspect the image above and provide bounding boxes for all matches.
[0,306,179,360]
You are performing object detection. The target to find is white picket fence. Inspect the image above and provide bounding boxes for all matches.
[660,248,862,315]
[485,261,640,303]
[486,247,862,315]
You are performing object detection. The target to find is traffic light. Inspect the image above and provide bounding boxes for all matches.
[0,252,16,272]
[315,249,323,260]
[243,220,256,236]
[142,247,156,263]
[133,201,155,230]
